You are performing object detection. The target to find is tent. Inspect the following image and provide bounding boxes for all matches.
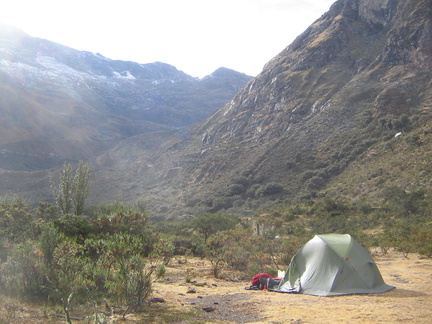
[274,234,395,296]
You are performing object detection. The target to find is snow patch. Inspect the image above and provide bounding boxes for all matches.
[113,70,136,80]
[312,101,320,114]
[248,79,256,93]
[311,100,331,114]
[223,99,236,117]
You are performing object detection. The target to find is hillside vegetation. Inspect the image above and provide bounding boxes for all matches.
[75,0,432,222]
[0,183,431,322]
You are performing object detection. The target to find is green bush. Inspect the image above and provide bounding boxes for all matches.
[226,183,246,196]
[0,200,172,321]
[50,161,91,215]
[0,201,36,242]
[53,214,91,242]
[103,234,155,310]
[39,223,60,268]
[34,202,58,222]
[255,183,284,197]
[203,227,306,279]
[232,176,250,186]
[210,197,234,211]
[299,170,316,182]
[192,212,239,243]
[0,241,45,299]
[411,223,432,257]
[306,176,325,190]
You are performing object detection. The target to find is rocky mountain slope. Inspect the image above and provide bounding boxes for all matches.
[0,24,251,171]
[86,0,431,218]
[1,0,431,217]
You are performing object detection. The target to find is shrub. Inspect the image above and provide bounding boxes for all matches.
[192,213,239,243]
[50,161,91,215]
[232,176,250,186]
[210,197,233,212]
[0,201,175,322]
[0,241,45,299]
[256,183,284,197]
[204,227,305,279]
[0,201,36,242]
[39,223,60,269]
[300,170,316,182]
[53,214,91,242]
[226,183,246,196]
[305,176,325,190]
[411,223,432,257]
[264,183,285,195]
[34,202,58,222]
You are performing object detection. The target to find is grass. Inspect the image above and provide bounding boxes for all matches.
[325,118,432,200]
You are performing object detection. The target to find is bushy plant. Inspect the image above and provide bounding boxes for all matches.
[50,161,91,215]
[203,227,304,279]
[90,211,157,257]
[0,201,36,242]
[39,223,60,269]
[256,183,285,197]
[226,183,246,196]
[192,212,239,243]
[411,223,432,257]
[0,200,174,322]
[210,197,234,211]
[42,239,89,323]
[102,233,168,314]
[53,214,91,242]
[33,202,58,222]
[306,176,325,190]
[0,241,45,299]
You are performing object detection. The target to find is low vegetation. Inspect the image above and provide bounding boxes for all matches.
[0,162,431,322]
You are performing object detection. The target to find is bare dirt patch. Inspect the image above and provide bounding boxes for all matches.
[1,249,431,323]
[152,249,432,323]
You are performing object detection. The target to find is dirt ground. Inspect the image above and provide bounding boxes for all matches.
[1,248,431,323]
[151,248,432,323]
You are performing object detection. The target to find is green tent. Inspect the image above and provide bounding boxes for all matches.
[275,234,394,296]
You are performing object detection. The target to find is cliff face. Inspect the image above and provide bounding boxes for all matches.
[123,0,431,217]
[199,0,430,145]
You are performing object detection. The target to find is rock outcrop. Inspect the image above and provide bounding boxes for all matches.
[126,0,431,217]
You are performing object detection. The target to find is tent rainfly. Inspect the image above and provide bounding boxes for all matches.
[274,234,395,296]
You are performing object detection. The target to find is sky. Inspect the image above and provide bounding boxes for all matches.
[0,0,336,78]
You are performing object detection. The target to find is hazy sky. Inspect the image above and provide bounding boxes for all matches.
[0,0,336,77]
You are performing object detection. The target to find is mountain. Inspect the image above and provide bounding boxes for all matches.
[0,24,252,171]
[1,0,431,217]
[87,0,431,217]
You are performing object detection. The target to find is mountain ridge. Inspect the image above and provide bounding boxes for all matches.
[0,23,252,171]
[91,0,431,217]
[0,0,431,219]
